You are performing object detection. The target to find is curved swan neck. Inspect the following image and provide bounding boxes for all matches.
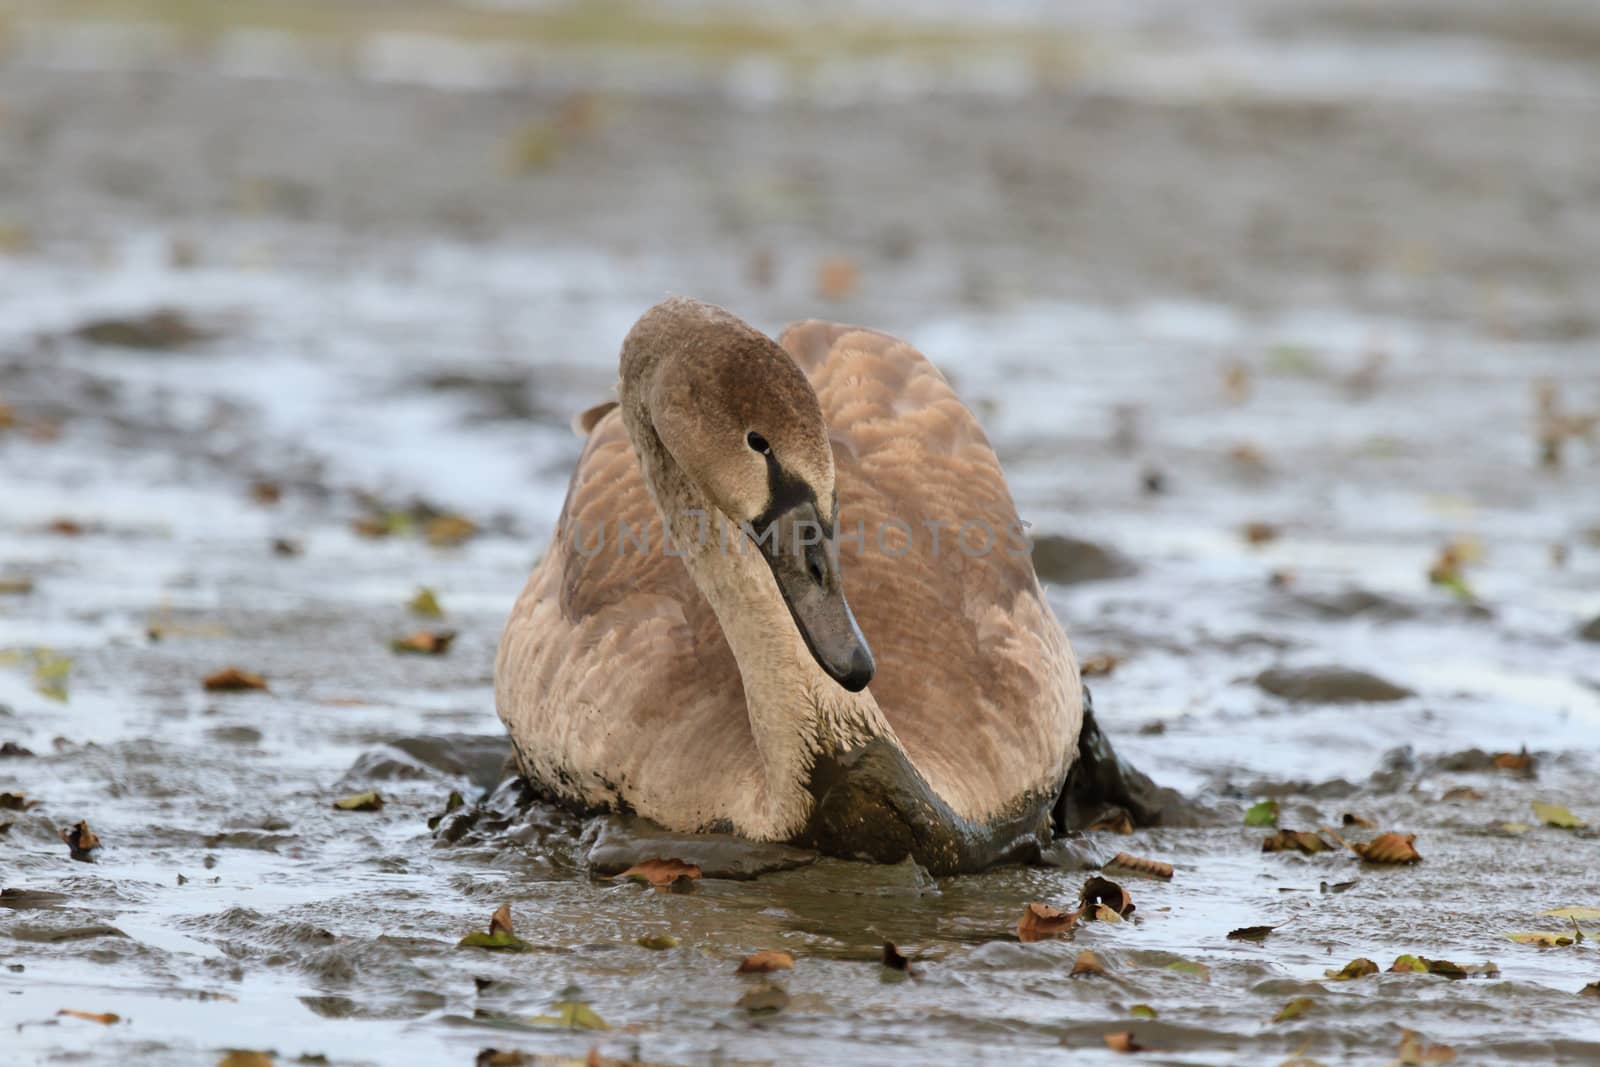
[619,367,891,839]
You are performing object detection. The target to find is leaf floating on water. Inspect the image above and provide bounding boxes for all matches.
[459,931,531,951]
[1245,799,1280,827]
[615,858,701,891]
[1341,812,1376,829]
[1080,876,1135,919]
[1070,950,1109,977]
[1227,925,1277,943]
[1505,931,1576,947]
[407,587,444,618]
[1128,1004,1157,1019]
[1320,880,1358,894]
[1263,829,1332,855]
[1272,996,1316,1023]
[0,792,40,811]
[1106,852,1173,880]
[1581,981,1600,999]
[423,514,478,548]
[332,791,383,812]
[1427,541,1477,602]
[1387,955,1490,979]
[391,629,456,655]
[1390,954,1430,974]
[217,1053,274,1067]
[475,1052,528,1067]
[1017,902,1078,942]
[203,667,267,693]
[1396,1029,1457,1064]
[57,1009,119,1025]
[1102,1031,1144,1053]
[1350,832,1421,864]
[1324,957,1379,980]
[60,820,101,861]
[1491,748,1534,772]
[1532,801,1585,829]
[736,950,793,975]
[636,934,677,951]
[1163,959,1211,981]
[529,1000,609,1030]
[489,903,514,937]
[1540,907,1600,921]
[735,983,790,1014]
[1441,786,1484,802]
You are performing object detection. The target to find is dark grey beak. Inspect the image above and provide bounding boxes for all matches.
[749,501,875,692]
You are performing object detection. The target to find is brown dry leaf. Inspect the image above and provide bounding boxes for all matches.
[1242,521,1279,545]
[0,792,40,811]
[1351,832,1421,864]
[1222,361,1252,404]
[475,1053,527,1067]
[1087,810,1135,834]
[1103,1031,1144,1053]
[1441,786,1484,802]
[1397,1029,1457,1064]
[816,256,860,301]
[203,667,267,693]
[1227,924,1277,942]
[1070,950,1109,977]
[1081,876,1135,918]
[60,820,101,861]
[1105,852,1173,880]
[1228,441,1268,471]
[1427,542,1475,600]
[249,481,281,506]
[48,518,85,536]
[1017,902,1078,942]
[391,629,457,655]
[1341,812,1376,829]
[616,858,701,890]
[57,1009,119,1025]
[423,514,477,547]
[736,950,794,975]
[1263,829,1332,855]
[1580,981,1600,998]
[489,903,514,937]
[1079,653,1121,677]
[1491,748,1534,772]
[218,1053,274,1067]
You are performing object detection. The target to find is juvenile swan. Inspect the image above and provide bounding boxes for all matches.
[495,298,1082,872]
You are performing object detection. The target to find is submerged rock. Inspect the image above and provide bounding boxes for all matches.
[1031,535,1138,585]
[1580,615,1600,642]
[584,815,818,880]
[1255,665,1413,703]
[71,309,218,351]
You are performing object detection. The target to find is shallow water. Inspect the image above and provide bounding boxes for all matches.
[4,3,1600,1064]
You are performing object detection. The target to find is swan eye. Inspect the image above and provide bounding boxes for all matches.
[746,431,770,455]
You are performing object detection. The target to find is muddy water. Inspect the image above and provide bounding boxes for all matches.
[4,3,1600,1064]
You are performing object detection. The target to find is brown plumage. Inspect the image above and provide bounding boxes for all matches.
[495,298,1081,871]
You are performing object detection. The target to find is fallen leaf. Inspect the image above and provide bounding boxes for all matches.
[475,1052,528,1067]
[218,1053,274,1067]
[1227,925,1277,942]
[1532,801,1585,829]
[1320,880,1358,894]
[530,1000,609,1030]
[1070,950,1109,977]
[73,308,215,350]
[332,791,383,812]
[1498,822,1532,836]
[49,518,85,536]
[1324,957,1379,980]
[1017,902,1078,942]
[1080,654,1121,677]
[391,629,456,655]
[636,934,677,950]
[408,587,444,617]
[1427,542,1477,601]
[1581,981,1600,998]
[0,577,33,596]
[1103,1031,1143,1053]
[736,984,790,1014]
[1263,829,1332,855]
[203,667,267,692]
[490,903,514,937]
[1491,748,1534,772]
[616,858,701,891]
[57,1009,119,1025]
[1397,1029,1456,1064]
[423,514,477,548]
[249,481,281,506]
[1129,1004,1157,1019]
[1351,832,1421,864]
[1106,852,1173,880]
[1441,786,1484,802]
[736,950,794,975]
[816,257,859,301]
[1541,907,1600,921]
[458,931,531,951]
[1242,521,1279,545]
[0,792,39,811]
[60,821,100,861]
[1273,996,1315,1023]
[1245,799,1280,827]
[1163,959,1211,980]
[1505,931,1575,947]
[427,790,465,830]
[1080,876,1135,919]
[1391,954,1430,973]
[1341,812,1376,829]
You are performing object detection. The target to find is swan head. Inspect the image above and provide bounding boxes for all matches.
[621,298,876,693]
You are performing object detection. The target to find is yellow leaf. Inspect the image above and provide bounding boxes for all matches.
[1505,931,1574,947]
[1532,802,1585,829]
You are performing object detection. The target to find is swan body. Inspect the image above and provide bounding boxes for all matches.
[495,299,1082,872]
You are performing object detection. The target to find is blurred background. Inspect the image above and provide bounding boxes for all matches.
[2,2,1599,1064]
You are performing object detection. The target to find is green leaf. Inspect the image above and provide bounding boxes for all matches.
[1390,954,1429,973]
[1164,959,1211,980]
[458,930,532,952]
[332,791,383,812]
[407,587,444,618]
[636,934,677,951]
[1272,997,1316,1023]
[529,1000,608,1030]
[1128,1004,1157,1019]
[1532,802,1585,829]
[427,790,465,830]
[1244,799,1280,828]
[1324,958,1379,980]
